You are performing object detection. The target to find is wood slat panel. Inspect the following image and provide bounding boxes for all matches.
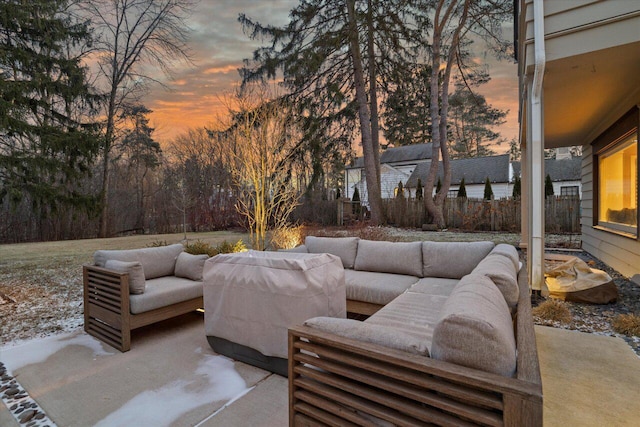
[295,361,502,426]
[294,378,430,427]
[293,412,331,427]
[294,400,361,427]
[294,340,503,411]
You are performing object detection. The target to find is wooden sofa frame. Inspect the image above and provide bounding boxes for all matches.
[289,268,542,426]
[83,265,203,352]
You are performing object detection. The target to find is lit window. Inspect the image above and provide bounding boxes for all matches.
[598,133,637,234]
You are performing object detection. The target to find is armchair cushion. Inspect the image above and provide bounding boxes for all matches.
[174,252,209,281]
[104,260,146,294]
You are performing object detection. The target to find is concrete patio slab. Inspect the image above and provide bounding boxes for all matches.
[536,325,640,426]
[3,316,640,426]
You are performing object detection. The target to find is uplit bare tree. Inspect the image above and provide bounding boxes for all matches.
[83,0,194,237]
[218,87,301,251]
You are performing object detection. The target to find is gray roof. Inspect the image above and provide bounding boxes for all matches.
[511,156,581,181]
[406,154,511,188]
[348,143,432,169]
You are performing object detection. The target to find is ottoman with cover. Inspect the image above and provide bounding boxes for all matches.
[203,250,345,376]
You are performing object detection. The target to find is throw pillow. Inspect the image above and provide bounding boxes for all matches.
[175,252,209,281]
[104,260,146,294]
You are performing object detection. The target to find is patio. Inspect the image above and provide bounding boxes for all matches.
[1,311,639,426]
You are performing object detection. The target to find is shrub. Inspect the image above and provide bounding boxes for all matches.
[532,298,572,323]
[184,240,217,257]
[270,225,303,250]
[147,240,169,247]
[612,314,640,336]
[215,239,247,255]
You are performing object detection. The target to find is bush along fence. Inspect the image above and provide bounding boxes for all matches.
[374,196,580,232]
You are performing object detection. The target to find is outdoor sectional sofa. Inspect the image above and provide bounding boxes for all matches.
[286,236,543,426]
[83,243,207,352]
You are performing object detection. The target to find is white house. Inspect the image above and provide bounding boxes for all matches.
[517,0,640,287]
[344,143,432,202]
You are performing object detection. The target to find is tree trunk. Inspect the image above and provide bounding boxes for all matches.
[98,87,118,238]
[347,0,383,225]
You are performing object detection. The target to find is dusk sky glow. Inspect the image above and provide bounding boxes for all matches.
[142,1,519,152]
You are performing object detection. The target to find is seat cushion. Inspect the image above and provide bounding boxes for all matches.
[175,252,209,281]
[105,260,146,295]
[365,291,447,352]
[129,276,202,314]
[422,241,495,279]
[408,277,459,297]
[354,240,423,277]
[94,243,184,280]
[430,274,516,377]
[305,317,429,356]
[305,236,359,269]
[344,270,419,305]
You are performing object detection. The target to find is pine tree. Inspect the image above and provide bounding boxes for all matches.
[483,177,494,200]
[0,0,100,212]
[457,178,467,199]
[416,179,423,200]
[352,187,362,216]
[436,177,442,194]
[545,174,555,199]
[512,175,521,199]
[396,181,404,198]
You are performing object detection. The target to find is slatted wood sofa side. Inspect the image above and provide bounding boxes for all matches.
[288,267,542,426]
[83,265,203,352]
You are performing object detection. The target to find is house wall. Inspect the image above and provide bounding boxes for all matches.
[581,143,640,280]
[552,180,582,198]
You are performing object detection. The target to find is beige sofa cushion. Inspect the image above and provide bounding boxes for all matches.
[175,252,209,281]
[408,277,459,297]
[94,243,184,280]
[422,241,494,279]
[489,244,520,272]
[344,270,419,305]
[305,236,359,268]
[471,252,519,310]
[431,274,516,377]
[366,291,446,351]
[354,240,423,277]
[105,260,146,295]
[305,317,429,356]
[129,276,203,314]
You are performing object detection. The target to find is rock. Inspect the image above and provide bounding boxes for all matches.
[421,223,439,232]
[5,386,19,396]
[18,409,36,423]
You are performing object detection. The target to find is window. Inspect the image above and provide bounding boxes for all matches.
[597,132,637,235]
[447,190,458,198]
[560,186,579,197]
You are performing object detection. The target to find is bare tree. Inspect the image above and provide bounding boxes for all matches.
[84,0,194,237]
[219,87,301,251]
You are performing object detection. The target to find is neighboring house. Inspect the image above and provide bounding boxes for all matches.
[405,154,513,199]
[344,143,432,201]
[517,0,640,287]
[512,155,583,198]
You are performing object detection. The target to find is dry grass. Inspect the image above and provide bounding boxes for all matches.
[612,314,640,337]
[532,299,573,324]
[270,225,304,249]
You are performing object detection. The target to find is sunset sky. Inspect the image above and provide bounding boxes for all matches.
[142,1,519,152]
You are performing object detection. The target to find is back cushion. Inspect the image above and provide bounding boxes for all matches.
[488,244,520,272]
[472,252,520,310]
[305,236,359,269]
[354,240,423,277]
[174,252,209,281]
[422,241,494,279]
[94,243,184,280]
[431,274,516,377]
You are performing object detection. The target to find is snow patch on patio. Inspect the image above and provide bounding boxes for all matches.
[0,331,114,371]
[94,354,248,427]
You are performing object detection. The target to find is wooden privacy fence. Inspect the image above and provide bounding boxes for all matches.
[379,196,580,232]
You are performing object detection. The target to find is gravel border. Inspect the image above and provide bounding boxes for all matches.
[1,362,56,426]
